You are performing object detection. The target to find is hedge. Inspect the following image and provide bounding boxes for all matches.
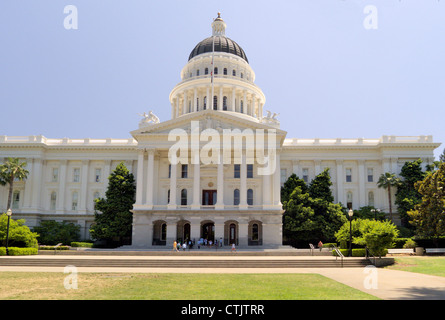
[332,248,388,257]
[71,242,94,248]
[0,247,38,256]
[38,245,70,250]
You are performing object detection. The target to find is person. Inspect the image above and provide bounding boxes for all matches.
[173,240,178,252]
[318,241,323,252]
[231,243,236,253]
[182,242,187,251]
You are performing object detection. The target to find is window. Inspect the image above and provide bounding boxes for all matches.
[346,168,352,183]
[95,169,101,182]
[12,191,20,209]
[73,168,80,182]
[203,96,207,110]
[196,69,200,76]
[302,168,309,183]
[50,192,57,210]
[52,168,59,182]
[233,189,240,205]
[223,96,227,111]
[347,192,353,209]
[247,189,253,206]
[223,68,227,75]
[367,168,374,182]
[205,68,209,75]
[240,100,244,113]
[181,189,187,206]
[213,96,218,110]
[232,70,236,76]
[72,192,78,211]
[214,67,218,75]
[167,189,170,204]
[168,164,171,178]
[161,223,167,241]
[234,164,240,178]
[252,223,259,241]
[181,164,188,178]
[281,169,287,184]
[368,191,375,207]
[247,164,253,178]
[241,72,244,79]
[189,101,192,113]
[196,98,199,111]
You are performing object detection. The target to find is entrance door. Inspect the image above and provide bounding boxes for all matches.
[202,223,215,242]
[202,190,217,205]
[229,223,237,245]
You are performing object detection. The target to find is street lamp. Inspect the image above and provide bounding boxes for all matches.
[5,209,12,256]
[371,208,381,220]
[348,209,354,257]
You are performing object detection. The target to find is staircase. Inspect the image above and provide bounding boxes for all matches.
[0,256,371,268]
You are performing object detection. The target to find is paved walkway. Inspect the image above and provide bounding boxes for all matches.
[1,255,445,300]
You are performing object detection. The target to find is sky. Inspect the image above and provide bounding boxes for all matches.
[0,0,444,159]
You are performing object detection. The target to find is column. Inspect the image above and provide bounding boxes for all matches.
[273,152,282,206]
[166,220,177,247]
[231,87,236,111]
[336,160,344,204]
[206,87,210,110]
[191,163,200,209]
[135,150,144,206]
[176,97,180,118]
[262,172,272,209]
[358,160,366,207]
[314,160,321,176]
[183,90,188,115]
[79,160,89,213]
[23,158,34,209]
[239,152,248,209]
[168,163,177,209]
[193,88,198,112]
[57,160,67,212]
[219,86,223,110]
[238,220,248,247]
[31,158,43,211]
[190,218,201,242]
[145,149,155,208]
[243,91,247,114]
[251,94,256,117]
[214,219,224,245]
[215,151,224,209]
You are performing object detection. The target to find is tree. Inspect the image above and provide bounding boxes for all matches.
[0,214,39,248]
[308,168,334,203]
[395,159,426,227]
[407,162,445,246]
[377,172,401,222]
[33,220,80,245]
[0,158,29,210]
[281,173,308,204]
[335,218,399,257]
[89,162,136,246]
[440,148,445,163]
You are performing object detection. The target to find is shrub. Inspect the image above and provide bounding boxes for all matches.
[0,214,39,248]
[33,221,80,245]
[0,247,38,256]
[38,245,70,250]
[403,239,417,249]
[332,248,377,257]
[394,238,411,248]
[71,242,93,248]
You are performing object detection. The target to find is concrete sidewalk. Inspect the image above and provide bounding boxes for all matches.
[1,255,445,300]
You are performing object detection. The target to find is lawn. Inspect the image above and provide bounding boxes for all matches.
[386,256,445,277]
[0,272,379,300]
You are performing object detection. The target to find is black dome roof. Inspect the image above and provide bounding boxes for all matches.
[188,36,249,63]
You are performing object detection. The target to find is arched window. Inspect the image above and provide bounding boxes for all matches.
[223,96,228,110]
[223,68,227,75]
[252,223,259,241]
[181,189,187,206]
[50,192,57,211]
[232,69,236,76]
[203,96,207,110]
[240,72,244,79]
[247,189,253,206]
[161,223,167,241]
[233,189,240,205]
[205,68,209,75]
[213,96,218,110]
[72,191,78,211]
[12,191,20,209]
[368,191,375,207]
[214,67,218,75]
[196,69,200,76]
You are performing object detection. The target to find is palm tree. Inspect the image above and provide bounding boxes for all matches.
[0,158,29,211]
[377,172,401,222]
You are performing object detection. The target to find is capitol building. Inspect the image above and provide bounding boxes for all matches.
[0,14,440,248]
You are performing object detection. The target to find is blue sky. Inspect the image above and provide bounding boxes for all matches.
[1,0,444,158]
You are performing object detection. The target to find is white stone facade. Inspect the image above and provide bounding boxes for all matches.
[0,15,440,248]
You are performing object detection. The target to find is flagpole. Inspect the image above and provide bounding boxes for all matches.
[211,33,215,110]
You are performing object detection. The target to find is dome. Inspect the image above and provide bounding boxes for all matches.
[188,36,249,63]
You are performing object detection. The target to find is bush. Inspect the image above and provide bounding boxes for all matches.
[0,214,39,248]
[403,239,417,249]
[394,238,411,248]
[332,248,387,257]
[322,243,337,248]
[71,242,93,248]
[33,221,80,245]
[0,247,38,256]
[38,245,70,250]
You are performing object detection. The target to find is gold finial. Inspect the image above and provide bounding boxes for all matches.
[217,12,221,18]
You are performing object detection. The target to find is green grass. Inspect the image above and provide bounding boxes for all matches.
[386,256,445,277]
[0,273,379,300]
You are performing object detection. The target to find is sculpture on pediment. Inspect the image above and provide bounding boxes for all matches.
[138,111,160,127]
[263,110,280,125]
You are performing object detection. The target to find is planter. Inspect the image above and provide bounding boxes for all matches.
[415,247,424,256]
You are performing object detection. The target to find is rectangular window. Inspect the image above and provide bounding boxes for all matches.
[12,191,20,209]
[72,192,78,211]
[234,164,240,178]
[346,168,352,183]
[50,192,57,210]
[367,168,374,182]
[247,164,253,178]
[302,168,309,183]
[73,168,80,182]
[181,164,188,178]
[95,168,101,182]
[52,168,59,182]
